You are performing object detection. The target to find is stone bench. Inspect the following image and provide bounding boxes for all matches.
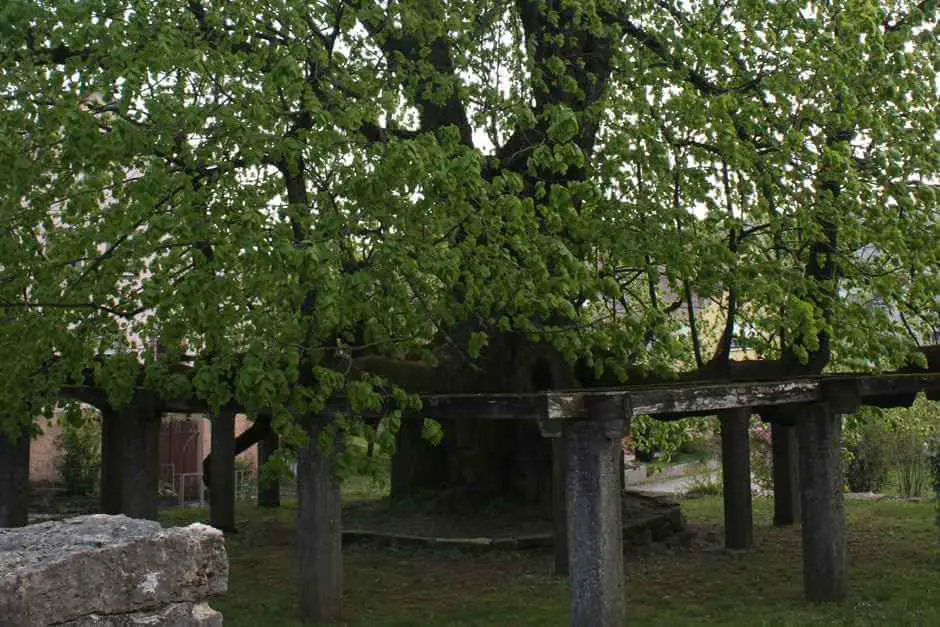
[1,514,228,626]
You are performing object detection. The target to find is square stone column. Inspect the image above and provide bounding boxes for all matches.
[771,421,800,527]
[797,402,846,601]
[209,406,237,532]
[720,407,753,549]
[564,395,626,627]
[99,406,123,515]
[297,414,343,623]
[0,427,30,528]
[119,398,162,521]
[551,434,568,575]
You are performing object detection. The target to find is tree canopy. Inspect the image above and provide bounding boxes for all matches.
[1,0,938,440]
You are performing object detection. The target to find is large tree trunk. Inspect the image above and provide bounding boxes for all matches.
[391,418,553,513]
[0,428,30,528]
[388,341,565,513]
[297,414,343,623]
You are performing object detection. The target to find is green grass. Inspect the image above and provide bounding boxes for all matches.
[160,496,940,626]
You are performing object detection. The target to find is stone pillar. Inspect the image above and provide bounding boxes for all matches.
[389,415,434,500]
[209,407,236,532]
[565,396,626,627]
[551,435,568,576]
[771,421,801,527]
[297,414,343,624]
[119,399,161,521]
[0,427,30,528]
[797,403,846,602]
[99,406,123,515]
[720,407,753,550]
[257,428,281,508]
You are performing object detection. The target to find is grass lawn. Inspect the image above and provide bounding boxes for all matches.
[160,495,940,626]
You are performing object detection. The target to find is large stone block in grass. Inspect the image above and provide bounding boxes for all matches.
[0,514,228,626]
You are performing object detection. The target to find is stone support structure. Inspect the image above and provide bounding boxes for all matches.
[118,399,162,521]
[209,407,236,532]
[720,407,754,549]
[551,435,568,576]
[797,403,846,601]
[99,407,123,515]
[771,421,801,527]
[297,414,343,623]
[0,429,30,528]
[564,396,626,627]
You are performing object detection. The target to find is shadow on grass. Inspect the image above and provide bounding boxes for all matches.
[160,496,939,626]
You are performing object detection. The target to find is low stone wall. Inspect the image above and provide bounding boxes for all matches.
[0,514,228,626]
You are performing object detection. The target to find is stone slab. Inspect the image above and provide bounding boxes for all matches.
[0,515,228,626]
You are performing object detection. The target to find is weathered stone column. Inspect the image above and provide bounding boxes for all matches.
[797,402,846,602]
[552,437,568,576]
[209,407,237,532]
[297,414,343,623]
[541,423,567,576]
[771,421,800,527]
[0,427,30,528]
[565,396,626,627]
[720,407,753,549]
[119,398,162,521]
[256,428,281,508]
[389,414,433,500]
[99,406,123,515]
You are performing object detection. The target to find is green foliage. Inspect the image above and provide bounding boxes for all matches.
[54,404,101,496]
[843,395,940,496]
[892,431,930,498]
[685,472,722,498]
[928,435,940,537]
[843,409,892,493]
[749,419,774,494]
[234,457,257,502]
[630,415,712,467]
[420,419,445,447]
[0,0,937,482]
